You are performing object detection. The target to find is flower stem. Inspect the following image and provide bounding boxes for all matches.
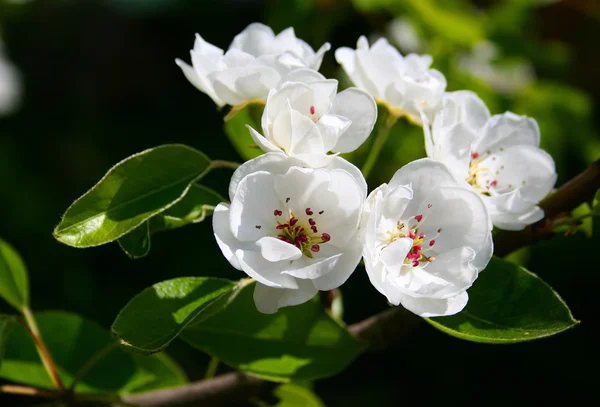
[204,357,220,380]
[210,160,241,170]
[361,112,398,179]
[0,384,58,399]
[69,341,119,391]
[22,306,65,391]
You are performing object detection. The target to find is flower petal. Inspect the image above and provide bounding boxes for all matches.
[253,280,318,314]
[229,171,280,242]
[399,291,468,317]
[379,237,413,277]
[282,253,342,280]
[472,112,540,155]
[256,236,302,262]
[236,249,298,289]
[247,125,281,153]
[329,87,377,153]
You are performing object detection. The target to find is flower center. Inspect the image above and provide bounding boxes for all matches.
[466,151,497,196]
[272,201,330,258]
[309,105,320,122]
[386,205,441,268]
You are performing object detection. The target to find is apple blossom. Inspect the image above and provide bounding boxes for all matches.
[176,23,330,107]
[423,91,557,230]
[213,152,366,314]
[361,158,493,317]
[247,75,377,167]
[335,36,446,124]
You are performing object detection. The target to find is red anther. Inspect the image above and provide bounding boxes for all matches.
[308,218,316,226]
[414,244,422,251]
[295,226,301,232]
[319,210,324,215]
[311,244,320,252]
[412,260,420,267]
[305,208,313,215]
[427,256,435,262]
[490,180,498,187]
[255,225,261,229]
[276,224,287,229]
[311,226,318,233]
[321,233,331,242]
[310,106,315,115]
[471,152,479,160]
[277,235,290,243]
[298,234,308,243]
[274,209,283,216]
[290,217,298,226]
[409,230,416,239]
[419,232,425,239]
[415,215,423,222]
[429,239,436,247]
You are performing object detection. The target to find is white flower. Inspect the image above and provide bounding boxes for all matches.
[423,91,557,230]
[361,158,493,317]
[247,74,377,167]
[335,36,446,124]
[176,23,330,107]
[0,43,22,116]
[213,152,366,314]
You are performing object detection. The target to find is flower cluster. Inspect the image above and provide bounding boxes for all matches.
[179,24,556,317]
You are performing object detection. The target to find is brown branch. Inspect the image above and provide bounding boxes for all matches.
[0,384,58,399]
[117,307,420,407]
[494,159,600,257]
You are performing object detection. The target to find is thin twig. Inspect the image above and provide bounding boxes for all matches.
[204,357,220,380]
[21,306,65,391]
[0,384,58,398]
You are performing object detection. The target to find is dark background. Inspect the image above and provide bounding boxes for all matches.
[1,0,598,405]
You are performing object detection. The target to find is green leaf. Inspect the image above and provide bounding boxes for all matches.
[125,353,188,394]
[53,144,211,248]
[0,238,29,311]
[181,282,364,382]
[150,184,225,232]
[274,383,325,407]
[224,102,265,161]
[426,256,579,343]
[0,315,17,366]
[112,277,238,354]
[117,184,224,259]
[0,311,187,394]
[118,222,151,259]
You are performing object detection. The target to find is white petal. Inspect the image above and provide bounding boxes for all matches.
[329,87,377,153]
[273,109,324,157]
[472,232,493,271]
[229,153,304,200]
[193,33,224,59]
[230,23,276,56]
[310,42,331,70]
[213,203,243,270]
[236,249,298,289]
[212,64,280,104]
[282,253,342,279]
[175,58,225,107]
[313,237,363,290]
[256,236,302,262]
[316,114,351,152]
[482,145,556,203]
[422,246,479,296]
[380,237,413,276]
[253,280,318,314]
[473,112,540,155]
[449,90,490,131]
[399,291,468,317]
[326,157,368,200]
[280,68,326,84]
[229,171,280,242]
[247,125,281,153]
[382,184,413,221]
[416,186,490,254]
